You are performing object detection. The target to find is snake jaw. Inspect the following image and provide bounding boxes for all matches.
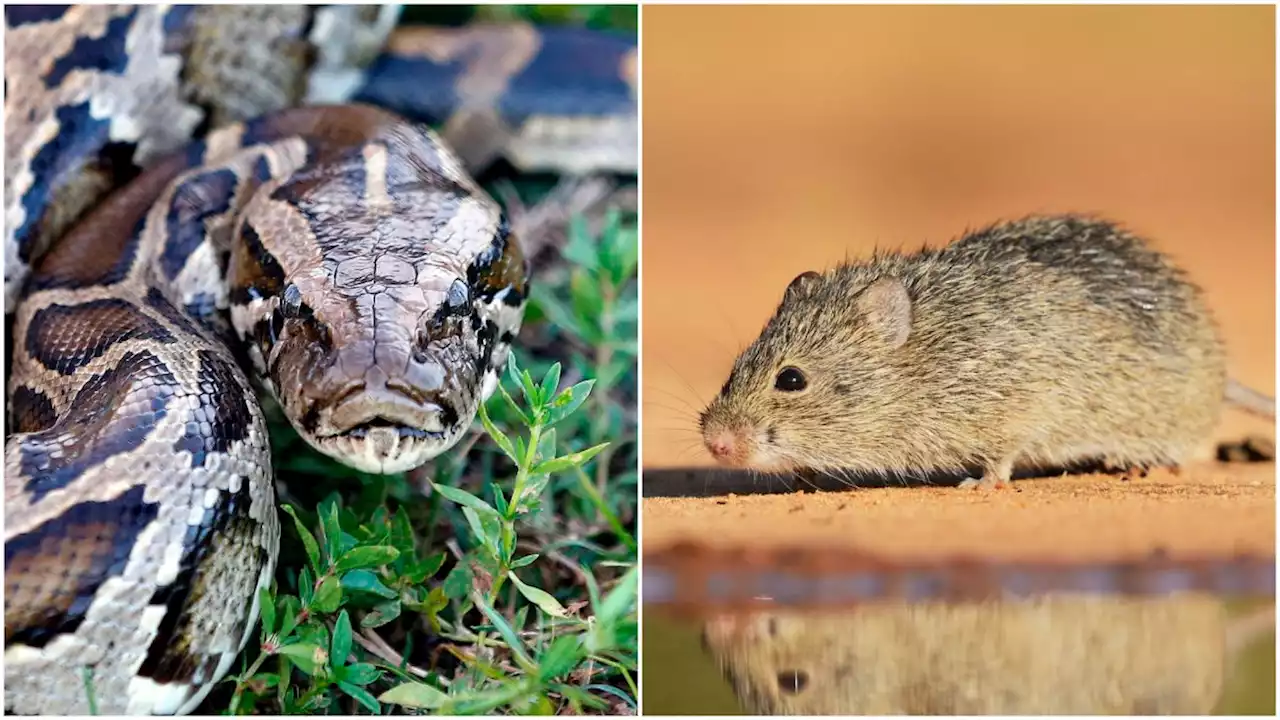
[306,421,461,474]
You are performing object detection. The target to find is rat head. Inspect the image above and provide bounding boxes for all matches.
[700,268,917,471]
[228,132,527,474]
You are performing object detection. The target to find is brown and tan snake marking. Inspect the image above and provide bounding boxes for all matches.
[4,6,632,715]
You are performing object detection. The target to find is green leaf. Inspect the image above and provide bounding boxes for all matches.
[474,595,536,671]
[361,599,402,629]
[508,354,539,408]
[497,380,531,427]
[338,681,381,713]
[343,662,382,686]
[531,442,609,476]
[508,572,568,618]
[258,587,276,641]
[389,507,415,557]
[538,635,584,681]
[527,285,586,340]
[335,545,400,573]
[378,681,449,709]
[442,562,472,601]
[598,566,638,625]
[509,553,538,569]
[278,643,325,675]
[330,610,353,666]
[562,214,599,270]
[462,507,494,553]
[528,288,586,343]
[478,401,518,461]
[544,379,596,427]
[431,482,497,516]
[311,575,342,613]
[281,505,322,576]
[405,552,446,584]
[536,427,557,466]
[538,362,562,407]
[490,481,509,516]
[425,585,449,615]
[341,569,397,599]
[279,595,302,639]
[298,567,315,605]
[525,694,557,715]
[320,500,342,568]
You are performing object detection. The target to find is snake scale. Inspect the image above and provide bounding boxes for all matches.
[3,5,637,715]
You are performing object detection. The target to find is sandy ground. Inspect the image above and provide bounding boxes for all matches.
[643,463,1275,562]
[640,5,1275,563]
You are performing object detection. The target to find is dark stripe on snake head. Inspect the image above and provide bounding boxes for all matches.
[19,350,177,502]
[466,219,528,304]
[475,319,498,377]
[172,350,254,468]
[138,480,265,684]
[10,385,57,433]
[227,222,286,305]
[159,167,240,281]
[4,5,73,26]
[26,299,175,375]
[45,8,135,86]
[4,485,159,648]
[439,400,459,431]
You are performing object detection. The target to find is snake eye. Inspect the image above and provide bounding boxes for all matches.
[445,278,470,315]
[774,367,807,392]
[280,283,304,318]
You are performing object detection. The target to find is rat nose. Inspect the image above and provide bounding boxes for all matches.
[705,431,738,461]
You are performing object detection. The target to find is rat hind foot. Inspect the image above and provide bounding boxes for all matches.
[958,456,1014,490]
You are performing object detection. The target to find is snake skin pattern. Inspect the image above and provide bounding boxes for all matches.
[4,5,636,715]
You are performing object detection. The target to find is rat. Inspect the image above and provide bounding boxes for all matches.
[699,215,1274,488]
[699,596,1267,715]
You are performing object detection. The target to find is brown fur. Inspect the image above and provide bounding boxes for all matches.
[700,596,1232,715]
[701,215,1242,487]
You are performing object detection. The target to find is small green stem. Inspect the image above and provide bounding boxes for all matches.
[81,666,98,715]
[508,422,543,518]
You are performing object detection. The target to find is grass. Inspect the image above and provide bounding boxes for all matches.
[198,5,638,715]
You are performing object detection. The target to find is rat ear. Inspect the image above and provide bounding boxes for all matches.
[856,277,912,349]
[784,271,822,299]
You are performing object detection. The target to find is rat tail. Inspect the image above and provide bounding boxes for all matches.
[1224,378,1275,419]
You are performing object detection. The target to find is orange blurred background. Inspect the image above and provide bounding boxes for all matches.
[641,4,1275,468]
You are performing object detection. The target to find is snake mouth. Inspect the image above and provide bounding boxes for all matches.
[302,397,464,474]
[311,424,457,474]
[343,418,444,440]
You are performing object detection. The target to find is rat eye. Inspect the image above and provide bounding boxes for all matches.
[774,367,807,392]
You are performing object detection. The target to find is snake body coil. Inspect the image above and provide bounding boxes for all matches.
[4,5,633,715]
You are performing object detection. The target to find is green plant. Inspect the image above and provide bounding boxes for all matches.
[224,354,636,714]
